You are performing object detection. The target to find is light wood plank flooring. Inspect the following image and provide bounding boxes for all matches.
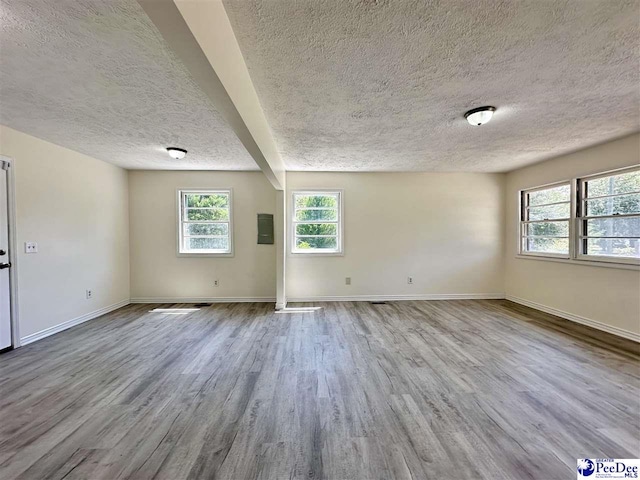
[0,300,638,479]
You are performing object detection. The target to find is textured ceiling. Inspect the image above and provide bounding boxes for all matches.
[0,0,258,170]
[224,0,640,172]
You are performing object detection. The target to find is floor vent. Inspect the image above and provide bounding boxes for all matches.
[370,301,388,305]
[194,303,212,307]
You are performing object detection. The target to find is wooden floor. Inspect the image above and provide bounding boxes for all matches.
[0,300,638,480]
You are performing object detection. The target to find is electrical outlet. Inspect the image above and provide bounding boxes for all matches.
[25,242,38,253]
[345,277,351,285]
[86,289,93,299]
[213,280,219,287]
[407,276,413,285]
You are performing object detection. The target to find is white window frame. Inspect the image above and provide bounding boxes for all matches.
[517,165,640,268]
[290,190,343,255]
[576,166,640,266]
[518,180,572,259]
[177,188,234,257]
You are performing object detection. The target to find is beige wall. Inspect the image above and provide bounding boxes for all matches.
[0,126,130,340]
[286,172,505,300]
[128,171,276,301]
[3,124,637,342]
[505,133,640,336]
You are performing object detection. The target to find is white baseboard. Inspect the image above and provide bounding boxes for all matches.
[288,293,506,302]
[506,295,640,343]
[132,294,504,305]
[130,297,276,304]
[20,299,131,346]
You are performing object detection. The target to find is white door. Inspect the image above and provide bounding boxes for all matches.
[0,162,11,350]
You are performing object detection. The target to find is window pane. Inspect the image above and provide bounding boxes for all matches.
[295,194,338,209]
[184,223,229,236]
[296,223,337,236]
[586,217,640,237]
[525,221,569,237]
[186,237,229,251]
[527,203,570,221]
[186,208,229,221]
[586,193,640,217]
[295,236,338,250]
[292,191,342,254]
[185,193,229,208]
[524,237,569,255]
[585,238,640,258]
[528,184,570,206]
[295,208,338,221]
[586,170,640,197]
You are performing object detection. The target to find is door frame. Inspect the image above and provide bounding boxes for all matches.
[0,155,20,349]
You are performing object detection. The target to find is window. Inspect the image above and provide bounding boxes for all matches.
[178,190,232,255]
[520,182,571,257]
[291,191,342,254]
[519,166,640,266]
[578,167,639,262]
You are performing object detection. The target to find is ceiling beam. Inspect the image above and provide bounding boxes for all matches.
[137,0,285,190]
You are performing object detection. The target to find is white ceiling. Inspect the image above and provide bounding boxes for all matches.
[224,0,640,172]
[1,1,638,173]
[0,0,258,170]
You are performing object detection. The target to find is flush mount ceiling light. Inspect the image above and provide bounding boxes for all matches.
[166,147,187,159]
[464,106,496,126]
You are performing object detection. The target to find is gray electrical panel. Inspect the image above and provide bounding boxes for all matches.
[257,213,274,244]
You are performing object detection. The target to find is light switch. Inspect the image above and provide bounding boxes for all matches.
[25,242,38,253]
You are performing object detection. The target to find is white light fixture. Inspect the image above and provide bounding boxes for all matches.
[464,106,496,126]
[166,147,187,159]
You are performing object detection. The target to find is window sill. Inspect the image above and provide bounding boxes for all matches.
[289,251,344,257]
[177,252,234,258]
[515,254,639,271]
